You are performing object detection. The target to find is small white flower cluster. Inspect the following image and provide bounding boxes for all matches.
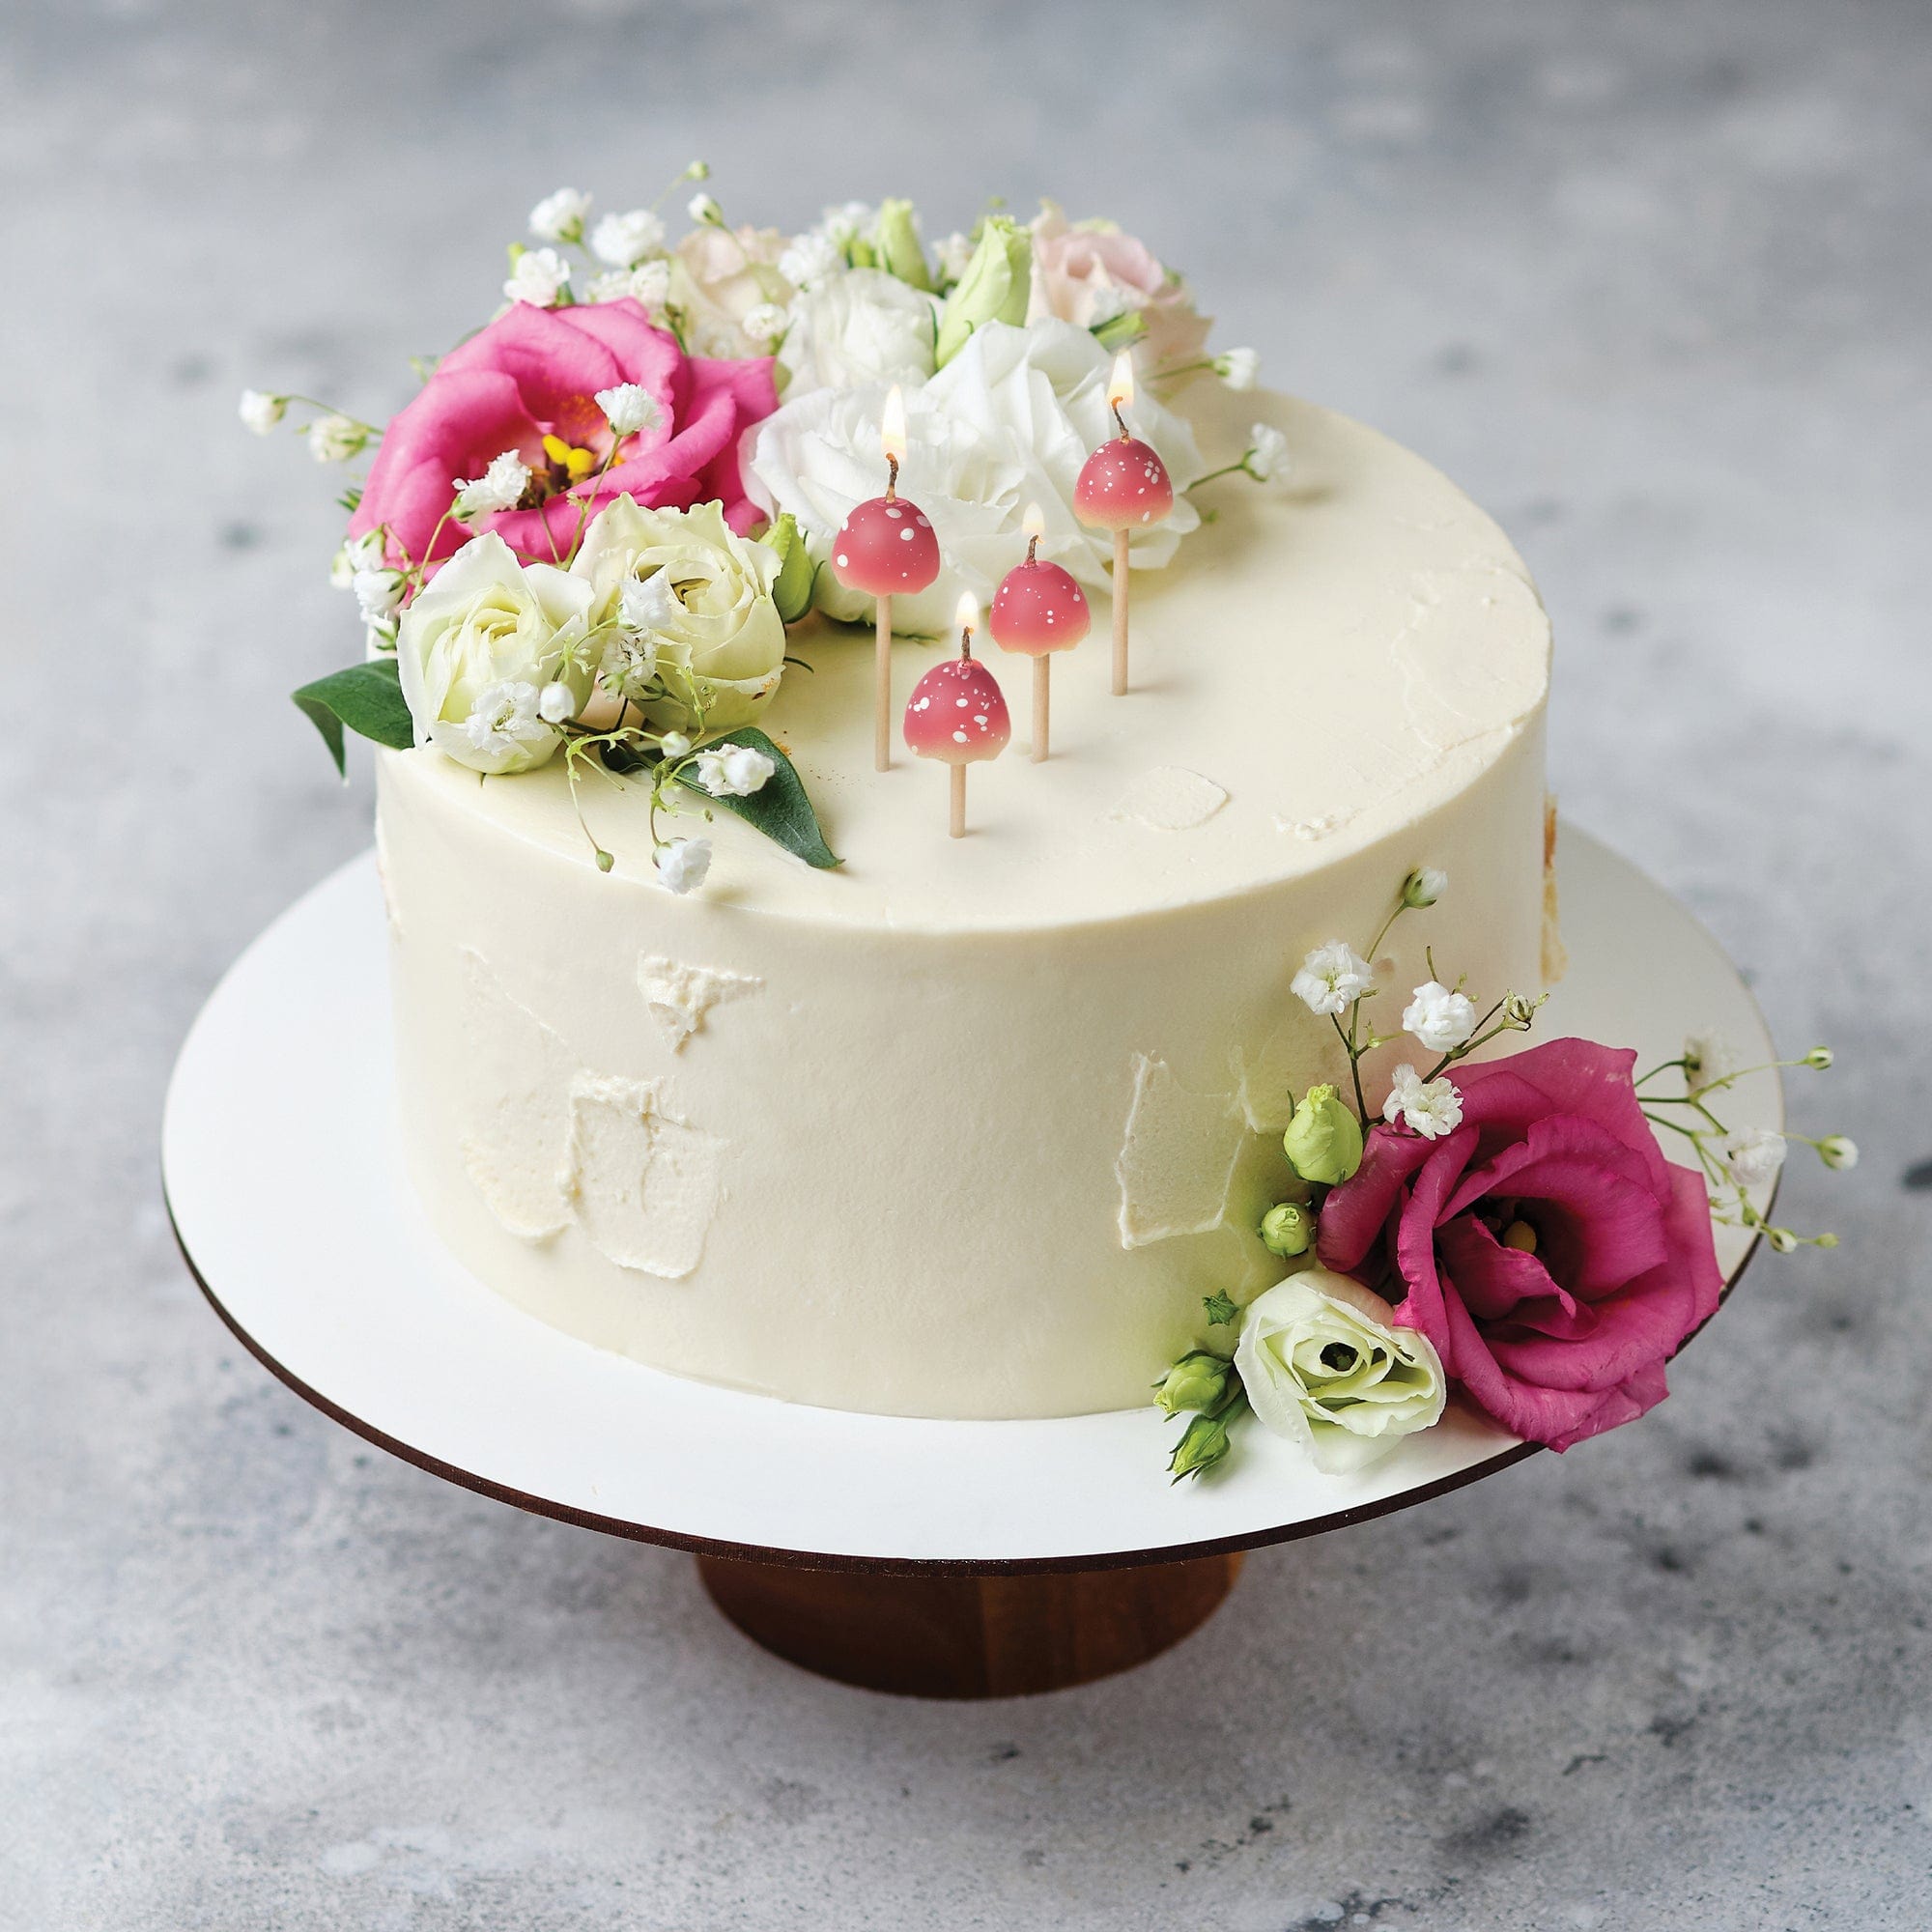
[595,384,662,438]
[1216,347,1259,390]
[1402,980,1477,1054]
[656,838,712,895]
[691,742,777,798]
[238,389,285,435]
[1382,1064,1463,1140]
[462,680,552,762]
[586,259,672,310]
[590,207,666,268]
[452,449,531,522]
[504,246,572,308]
[528,186,590,245]
[1243,422,1290,484]
[1291,941,1375,1017]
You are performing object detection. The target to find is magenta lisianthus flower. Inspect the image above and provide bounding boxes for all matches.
[1318,1037,1724,1453]
[349,298,778,573]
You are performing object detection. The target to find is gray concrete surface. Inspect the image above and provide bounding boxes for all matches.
[4,1,1929,1925]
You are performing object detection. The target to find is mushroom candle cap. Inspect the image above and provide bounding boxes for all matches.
[1074,436,1175,532]
[903,658,1011,764]
[990,554,1092,657]
[833,495,942,597]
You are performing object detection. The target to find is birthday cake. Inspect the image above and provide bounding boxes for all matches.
[248,180,1842,1469]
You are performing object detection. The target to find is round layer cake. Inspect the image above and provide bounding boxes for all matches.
[375,384,1554,1419]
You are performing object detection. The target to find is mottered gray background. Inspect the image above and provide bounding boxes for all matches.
[3,1,1927,1926]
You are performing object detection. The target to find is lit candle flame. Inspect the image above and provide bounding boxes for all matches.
[1106,351,1135,414]
[881,384,908,467]
[1021,501,1046,543]
[954,589,980,636]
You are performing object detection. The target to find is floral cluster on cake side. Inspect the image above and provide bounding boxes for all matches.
[242,170,1284,891]
[1156,867,1855,1482]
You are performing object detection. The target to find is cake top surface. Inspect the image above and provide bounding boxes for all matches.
[389,383,1549,934]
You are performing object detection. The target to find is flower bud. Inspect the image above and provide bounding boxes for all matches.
[872,196,932,291]
[1153,1350,1232,1418]
[934,215,1032,367]
[1816,1232,1839,1249]
[1167,1406,1236,1483]
[1819,1135,1859,1171]
[1402,866,1447,908]
[1767,1226,1798,1254]
[1282,1084,1364,1187]
[760,511,815,624]
[1804,1046,1833,1069]
[1092,308,1148,353]
[1259,1201,1316,1258]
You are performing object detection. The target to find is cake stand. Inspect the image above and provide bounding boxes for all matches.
[163,827,1777,1697]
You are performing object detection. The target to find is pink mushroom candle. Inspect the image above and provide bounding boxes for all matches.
[831,384,942,772]
[989,501,1092,762]
[1073,352,1174,696]
[903,591,1011,838]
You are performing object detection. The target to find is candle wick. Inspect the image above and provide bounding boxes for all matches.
[1026,534,1039,566]
[960,626,974,662]
[885,452,899,502]
[1112,401,1129,440]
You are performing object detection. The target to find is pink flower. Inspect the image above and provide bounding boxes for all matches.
[349,298,778,572]
[1026,203,1210,372]
[1318,1037,1723,1452]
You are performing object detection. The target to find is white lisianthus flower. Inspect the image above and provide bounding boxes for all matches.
[537,680,579,724]
[572,496,786,732]
[1216,347,1260,390]
[1235,1269,1446,1475]
[781,268,942,395]
[656,838,712,895]
[307,413,367,464]
[1818,1135,1859,1171]
[778,229,843,292]
[395,533,593,776]
[692,742,776,797]
[741,301,790,345]
[504,246,571,307]
[352,567,406,625]
[528,187,590,245]
[1403,980,1478,1054]
[239,388,286,435]
[462,680,551,763]
[1244,422,1291,483]
[747,319,1202,635]
[595,384,662,438]
[452,449,532,522]
[590,207,666,268]
[1291,941,1376,1017]
[687,192,724,227]
[1683,1031,1735,1096]
[1719,1127,1786,1189]
[1382,1064,1464,1140]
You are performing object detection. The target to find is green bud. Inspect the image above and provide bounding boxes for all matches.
[1092,308,1148,353]
[872,197,932,291]
[760,512,815,624]
[1402,866,1448,908]
[1153,1350,1231,1418]
[1202,1291,1238,1327]
[1804,1046,1833,1069]
[1818,1135,1859,1171]
[1282,1084,1364,1187]
[1815,1231,1839,1249]
[1766,1226,1798,1254]
[934,214,1032,367]
[1259,1201,1316,1258]
[1168,1406,1236,1483]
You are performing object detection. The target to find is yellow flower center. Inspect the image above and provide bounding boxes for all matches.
[542,433,598,483]
[1501,1219,1539,1254]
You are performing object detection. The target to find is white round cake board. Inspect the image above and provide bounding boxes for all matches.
[162,826,1777,1572]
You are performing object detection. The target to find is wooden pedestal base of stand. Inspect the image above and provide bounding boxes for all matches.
[696,1550,1243,1698]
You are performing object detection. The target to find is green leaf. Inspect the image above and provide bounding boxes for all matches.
[673,727,840,870]
[292,658,414,777]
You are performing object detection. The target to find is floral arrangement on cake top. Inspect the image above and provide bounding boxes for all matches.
[241,168,1283,889]
[1157,867,1854,1483]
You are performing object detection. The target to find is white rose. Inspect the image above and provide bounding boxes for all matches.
[781,268,941,395]
[572,496,785,732]
[746,318,1202,637]
[396,533,593,775]
[590,207,665,268]
[1234,1269,1446,1475]
[1402,980,1478,1053]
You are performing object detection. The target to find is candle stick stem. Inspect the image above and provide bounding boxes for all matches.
[949,762,967,838]
[875,594,893,772]
[1111,529,1130,696]
[1033,655,1050,762]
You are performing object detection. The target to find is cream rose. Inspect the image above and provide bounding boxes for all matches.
[781,268,940,395]
[746,317,1202,637]
[572,496,785,733]
[669,224,792,358]
[1234,1268,1446,1474]
[396,533,593,776]
[1027,202,1211,373]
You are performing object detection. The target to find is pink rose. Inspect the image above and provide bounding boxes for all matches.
[1318,1038,1723,1452]
[1026,203,1211,372]
[349,298,778,572]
